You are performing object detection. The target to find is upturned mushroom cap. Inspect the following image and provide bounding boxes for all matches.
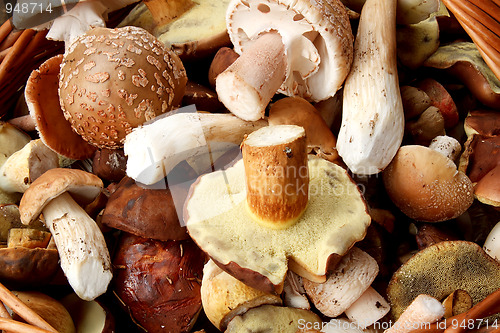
[185,155,370,293]
[25,55,97,160]
[387,241,500,321]
[383,145,474,222]
[19,168,103,226]
[226,0,353,102]
[59,26,187,149]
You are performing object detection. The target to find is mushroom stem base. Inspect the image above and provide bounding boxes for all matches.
[216,32,287,121]
[42,192,112,301]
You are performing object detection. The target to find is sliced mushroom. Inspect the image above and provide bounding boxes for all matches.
[19,169,112,300]
[383,145,474,222]
[303,247,379,318]
[186,125,370,293]
[216,0,353,121]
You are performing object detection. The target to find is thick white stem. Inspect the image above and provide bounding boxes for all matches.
[42,192,112,301]
[216,32,287,121]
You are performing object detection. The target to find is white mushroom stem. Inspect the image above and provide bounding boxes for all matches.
[484,221,500,262]
[385,294,445,333]
[344,286,391,329]
[41,192,112,301]
[242,125,309,229]
[124,112,268,185]
[0,140,59,193]
[428,135,462,162]
[216,32,287,121]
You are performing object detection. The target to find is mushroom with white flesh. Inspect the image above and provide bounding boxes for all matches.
[484,221,500,262]
[336,0,405,175]
[344,286,391,329]
[215,0,354,121]
[268,97,339,163]
[282,271,310,310]
[58,26,187,150]
[0,139,59,193]
[119,0,232,59]
[201,259,282,331]
[124,112,268,185]
[185,125,371,294]
[18,168,112,301]
[303,247,379,318]
[383,145,474,222]
[385,294,445,333]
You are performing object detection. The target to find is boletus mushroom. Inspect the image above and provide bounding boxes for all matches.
[387,241,500,321]
[383,145,474,222]
[185,125,371,294]
[18,169,112,300]
[215,0,354,121]
[59,26,187,149]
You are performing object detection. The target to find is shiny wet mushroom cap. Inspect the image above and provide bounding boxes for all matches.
[59,26,187,149]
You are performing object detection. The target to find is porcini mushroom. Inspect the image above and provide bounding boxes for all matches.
[387,241,500,321]
[383,145,474,222]
[59,26,187,149]
[215,0,354,121]
[185,125,370,293]
[18,168,112,300]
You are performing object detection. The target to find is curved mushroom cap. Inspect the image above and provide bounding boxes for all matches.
[387,241,500,321]
[19,169,103,225]
[383,145,474,222]
[25,55,97,160]
[226,0,353,102]
[201,259,282,331]
[59,26,187,149]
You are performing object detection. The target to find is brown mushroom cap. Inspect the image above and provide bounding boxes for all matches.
[25,55,97,160]
[19,168,103,225]
[383,145,474,222]
[101,176,188,241]
[59,26,187,149]
[387,241,500,321]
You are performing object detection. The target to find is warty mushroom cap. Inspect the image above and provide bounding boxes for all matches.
[383,145,474,222]
[58,26,187,149]
[19,168,103,226]
[225,0,353,102]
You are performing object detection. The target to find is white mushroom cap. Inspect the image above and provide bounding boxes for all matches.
[226,0,353,102]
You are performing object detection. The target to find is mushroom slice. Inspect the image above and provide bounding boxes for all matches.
[387,241,500,321]
[225,305,322,333]
[383,145,474,222]
[217,0,353,121]
[303,247,379,318]
[185,126,370,293]
[19,169,111,300]
[25,55,97,160]
[201,259,282,331]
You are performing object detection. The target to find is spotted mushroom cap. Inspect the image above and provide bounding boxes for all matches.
[59,26,188,149]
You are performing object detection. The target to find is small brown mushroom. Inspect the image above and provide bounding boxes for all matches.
[92,148,127,183]
[215,0,354,121]
[59,26,187,149]
[383,145,474,222]
[208,47,239,88]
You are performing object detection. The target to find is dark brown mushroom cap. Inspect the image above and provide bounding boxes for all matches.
[387,241,500,321]
[0,247,59,288]
[59,26,187,149]
[25,55,97,160]
[101,176,188,241]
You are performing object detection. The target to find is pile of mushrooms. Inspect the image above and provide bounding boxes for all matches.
[2,0,500,331]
